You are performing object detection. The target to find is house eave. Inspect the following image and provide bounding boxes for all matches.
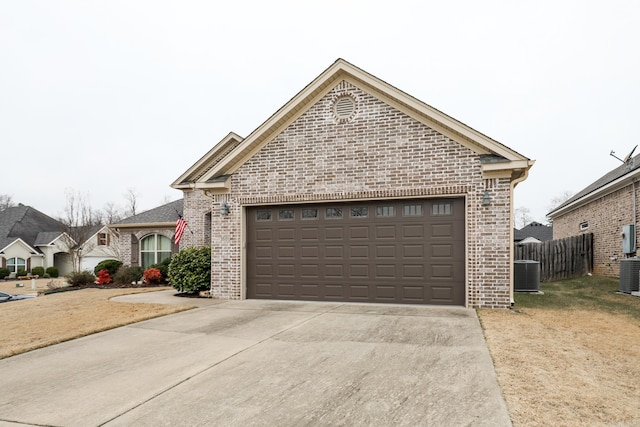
[110,222,176,230]
[548,168,640,218]
[197,59,532,182]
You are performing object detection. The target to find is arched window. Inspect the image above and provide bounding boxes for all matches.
[6,257,26,273]
[140,234,172,268]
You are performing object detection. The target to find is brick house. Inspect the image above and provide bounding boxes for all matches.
[172,59,533,308]
[110,199,182,268]
[548,155,640,277]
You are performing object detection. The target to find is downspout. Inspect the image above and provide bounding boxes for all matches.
[510,163,534,307]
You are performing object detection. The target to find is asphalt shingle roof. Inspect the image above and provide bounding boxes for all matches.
[515,221,553,242]
[0,205,65,250]
[551,154,640,214]
[113,199,183,225]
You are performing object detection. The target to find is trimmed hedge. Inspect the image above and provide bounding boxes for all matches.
[168,246,211,294]
[94,259,123,276]
[46,267,59,278]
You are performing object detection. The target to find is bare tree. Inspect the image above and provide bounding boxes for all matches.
[124,187,140,217]
[514,206,534,229]
[102,201,123,224]
[547,190,575,213]
[0,194,15,211]
[58,189,103,272]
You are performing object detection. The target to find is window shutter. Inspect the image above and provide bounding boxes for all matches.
[27,258,31,272]
[131,235,139,266]
[1,257,5,268]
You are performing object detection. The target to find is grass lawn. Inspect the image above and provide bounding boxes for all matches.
[0,283,196,359]
[478,276,640,426]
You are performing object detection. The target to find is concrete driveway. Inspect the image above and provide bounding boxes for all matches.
[0,294,511,426]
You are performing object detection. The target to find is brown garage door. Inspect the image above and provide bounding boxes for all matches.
[247,198,465,305]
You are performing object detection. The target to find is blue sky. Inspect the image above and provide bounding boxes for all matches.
[1,0,639,223]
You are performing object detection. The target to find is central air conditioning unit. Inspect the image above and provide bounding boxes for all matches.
[619,258,640,293]
[514,260,541,292]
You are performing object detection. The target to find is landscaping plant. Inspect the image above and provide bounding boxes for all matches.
[143,267,163,285]
[0,267,10,279]
[67,271,96,286]
[168,246,211,294]
[113,265,144,285]
[46,267,59,278]
[31,266,45,277]
[96,269,112,285]
[150,257,171,282]
[93,259,123,276]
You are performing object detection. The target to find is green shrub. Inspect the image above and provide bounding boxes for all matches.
[94,259,123,276]
[0,267,10,279]
[113,265,144,285]
[46,267,59,278]
[150,257,171,283]
[42,273,51,279]
[67,271,96,286]
[17,269,28,277]
[168,246,211,294]
[31,266,45,276]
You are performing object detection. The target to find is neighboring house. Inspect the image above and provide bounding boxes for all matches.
[110,199,182,269]
[76,225,120,272]
[548,155,640,276]
[172,59,534,308]
[515,221,553,244]
[0,204,72,276]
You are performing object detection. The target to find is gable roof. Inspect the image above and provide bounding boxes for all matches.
[515,221,553,242]
[0,205,65,252]
[548,155,640,218]
[173,58,534,192]
[111,199,183,228]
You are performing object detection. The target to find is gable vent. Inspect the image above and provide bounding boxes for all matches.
[333,96,356,120]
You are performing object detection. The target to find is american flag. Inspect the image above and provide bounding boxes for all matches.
[174,215,188,245]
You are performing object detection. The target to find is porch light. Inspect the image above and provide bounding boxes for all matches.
[481,191,491,206]
[220,201,231,216]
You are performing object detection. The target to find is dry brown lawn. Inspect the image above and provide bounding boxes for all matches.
[0,279,195,359]
[479,277,640,427]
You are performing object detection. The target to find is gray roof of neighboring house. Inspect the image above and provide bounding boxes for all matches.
[112,199,183,225]
[550,154,640,215]
[0,204,65,251]
[515,221,553,242]
[34,231,64,246]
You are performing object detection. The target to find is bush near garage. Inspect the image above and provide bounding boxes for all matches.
[67,271,96,286]
[46,267,59,278]
[94,259,123,276]
[0,268,10,279]
[31,266,45,277]
[168,246,211,294]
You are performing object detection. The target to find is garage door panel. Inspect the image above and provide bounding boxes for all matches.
[350,245,369,258]
[247,198,465,305]
[376,245,396,258]
[349,264,369,278]
[325,227,344,240]
[325,246,343,259]
[278,246,295,259]
[375,225,396,239]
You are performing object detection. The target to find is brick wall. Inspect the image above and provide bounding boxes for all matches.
[181,190,213,249]
[193,80,514,308]
[553,183,638,276]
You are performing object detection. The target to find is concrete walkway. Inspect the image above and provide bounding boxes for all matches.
[0,294,511,426]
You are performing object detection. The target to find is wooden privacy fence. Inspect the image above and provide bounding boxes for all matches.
[514,233,593,281]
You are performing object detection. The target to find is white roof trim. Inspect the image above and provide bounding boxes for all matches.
[548,168,640,218]
[193,59,531,183]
